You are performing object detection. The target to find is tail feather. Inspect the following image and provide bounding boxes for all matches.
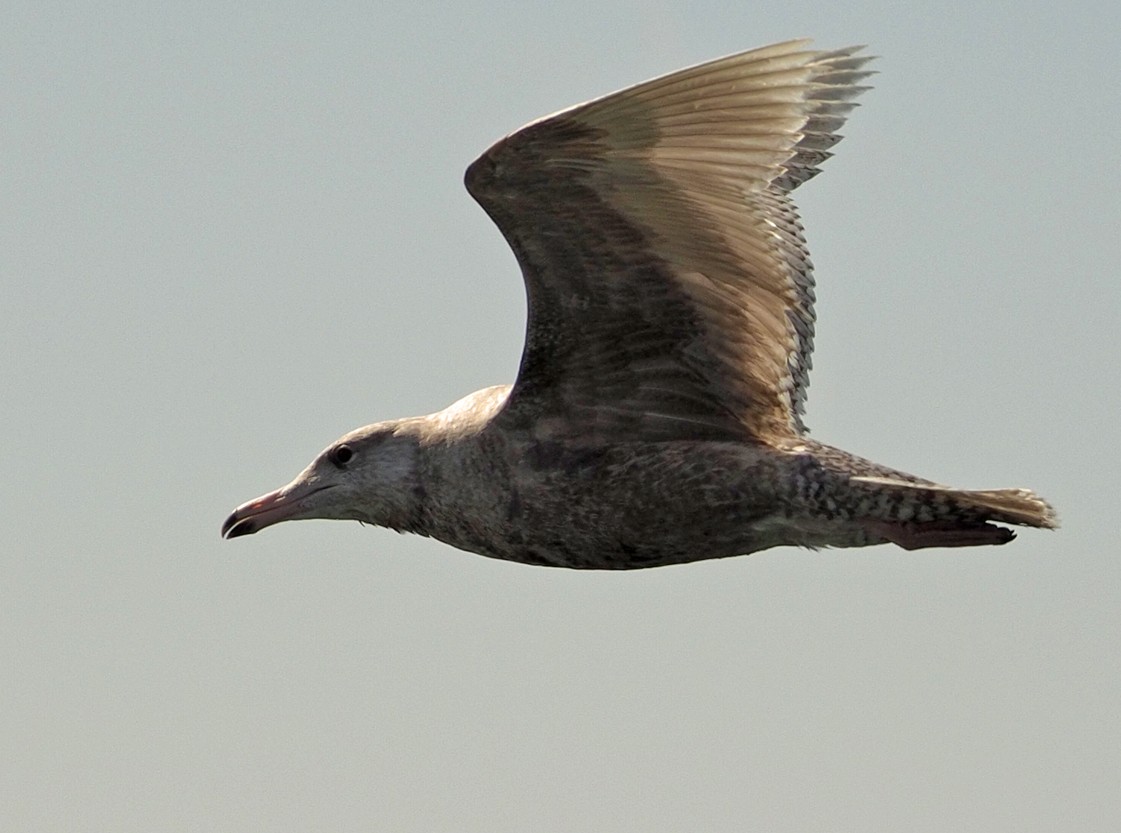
[851,476,1060,529]
[949,487,1059,529]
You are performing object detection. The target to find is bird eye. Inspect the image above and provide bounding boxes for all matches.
[329,444,354,468]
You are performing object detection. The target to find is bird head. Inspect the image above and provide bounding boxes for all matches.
[221,420,422,539]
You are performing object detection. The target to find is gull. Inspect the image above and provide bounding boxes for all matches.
[222,39,1057,568]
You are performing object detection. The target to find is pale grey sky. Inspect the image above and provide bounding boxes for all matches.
[3,2,1119,831]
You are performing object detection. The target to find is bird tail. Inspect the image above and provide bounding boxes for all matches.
[850,476,1059,550]
[945,486,1059,529]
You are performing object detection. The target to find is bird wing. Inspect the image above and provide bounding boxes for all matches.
[465,39,873,443]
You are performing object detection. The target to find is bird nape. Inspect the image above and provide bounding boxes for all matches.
[222,39,1057,569]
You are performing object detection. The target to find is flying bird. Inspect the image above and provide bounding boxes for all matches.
[222,39,1057,568]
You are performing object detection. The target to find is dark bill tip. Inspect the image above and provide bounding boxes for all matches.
[221,511,257,539]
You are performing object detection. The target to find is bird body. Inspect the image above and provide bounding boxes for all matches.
[223,40,1057,565]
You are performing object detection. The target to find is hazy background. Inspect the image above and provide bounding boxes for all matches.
[4,2,1118,830]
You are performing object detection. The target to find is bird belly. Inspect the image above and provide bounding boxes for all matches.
[488,440,797,569]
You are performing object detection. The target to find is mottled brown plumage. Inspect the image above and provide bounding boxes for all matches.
[222,40,1057,567]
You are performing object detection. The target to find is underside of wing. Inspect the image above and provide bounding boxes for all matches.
[466,39,874,443]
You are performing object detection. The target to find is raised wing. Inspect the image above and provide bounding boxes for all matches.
[465,40,873,443]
